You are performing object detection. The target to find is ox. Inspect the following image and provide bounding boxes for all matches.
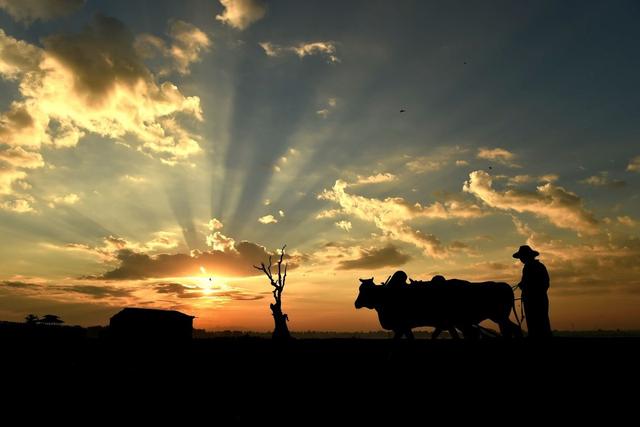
[354,277,521,340]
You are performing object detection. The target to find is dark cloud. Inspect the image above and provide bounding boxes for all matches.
[1,280,42,288]
[1,280,131,299]
[338,245,411,270]
[61,285,132,299]
[96,241,299,280]
[154,282,264,301]
[155,282,202,299]
[43,14,150,102]
[0,0,84,25]
[217,292,264,301]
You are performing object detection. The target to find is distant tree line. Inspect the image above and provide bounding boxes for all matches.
[25,314,64,325]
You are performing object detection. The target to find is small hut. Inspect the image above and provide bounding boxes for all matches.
[109,308,194,341]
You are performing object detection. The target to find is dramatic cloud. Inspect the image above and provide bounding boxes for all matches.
[477,147,519,167]
[580,172,626,188]
[216,0,266,30]
[135,20,211,75]
[0,16,203,164]
[319,180,486,257]
[260,41,339,63]
[337,244,411,270]
[627,156,640,172]
[206,218,235,251]
[62,219,303,280]
[258,214,278,224]
[97,240,283,279]
[0,0,84,25]
[355,173,397,185]
[464,170,599,235]
[0,29,42,78]
[47,233,180,262]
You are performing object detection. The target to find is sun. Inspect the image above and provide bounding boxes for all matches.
[198,266,214,294]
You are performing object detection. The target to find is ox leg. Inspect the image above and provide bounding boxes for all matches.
[448,328,460,340]
[461,325,480,340]
[498,320,522,339]
[393,329,414,340]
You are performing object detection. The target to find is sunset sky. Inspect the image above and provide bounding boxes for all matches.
[1,0,639,331]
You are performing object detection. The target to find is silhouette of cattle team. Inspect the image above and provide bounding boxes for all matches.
[355,245,552,340]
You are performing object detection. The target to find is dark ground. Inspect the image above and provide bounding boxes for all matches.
[1,332,637,422]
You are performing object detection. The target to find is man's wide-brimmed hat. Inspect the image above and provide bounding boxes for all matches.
[512,245,539,259]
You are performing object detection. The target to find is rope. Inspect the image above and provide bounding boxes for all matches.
[511,284,525,328]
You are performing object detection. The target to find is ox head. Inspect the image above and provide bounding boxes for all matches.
[355,277,378,310]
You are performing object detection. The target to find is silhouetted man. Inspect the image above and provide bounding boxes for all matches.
[513,245,552,339]
[386,270,408,288]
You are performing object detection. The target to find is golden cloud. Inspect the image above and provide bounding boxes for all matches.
[318,179,486,257]
[406,157,445,174]
[335,220,352,232]
[580,172,626,188]
[477,147,520,168]
[0,197,34,213]
[258,214,278,224]
[260,41,339,63]
[355,173,397,185]
[464,171,599,235]
[135,20,211,75]
[0,16,203,160]
[627,156,640,172]
[216,0,267,30]
[46,232,180,262]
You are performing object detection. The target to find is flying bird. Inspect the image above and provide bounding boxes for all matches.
[400,109,406,113]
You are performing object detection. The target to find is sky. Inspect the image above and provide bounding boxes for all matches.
[0,0,639,331]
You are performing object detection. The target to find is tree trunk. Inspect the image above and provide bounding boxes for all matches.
[270,302,291,340]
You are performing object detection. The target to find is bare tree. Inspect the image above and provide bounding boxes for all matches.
[254,245,291,340]
[25,314,39,324]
